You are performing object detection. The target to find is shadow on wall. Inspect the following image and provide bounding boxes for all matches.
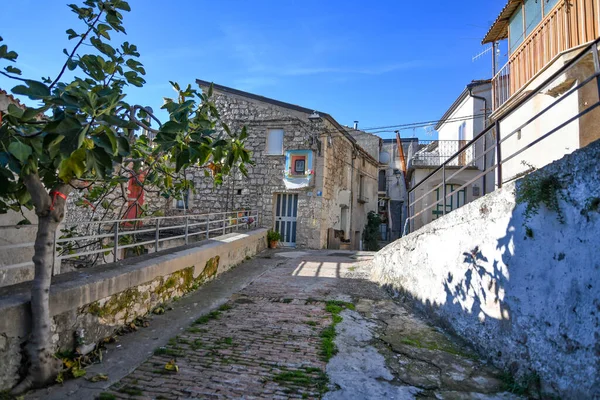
[373,140,600,399]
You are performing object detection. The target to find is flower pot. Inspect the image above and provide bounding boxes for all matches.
[269,240,278,249]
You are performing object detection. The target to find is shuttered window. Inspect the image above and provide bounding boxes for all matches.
[266,129,284,155]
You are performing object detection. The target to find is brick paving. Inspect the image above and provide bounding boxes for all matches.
[103,254,352,400]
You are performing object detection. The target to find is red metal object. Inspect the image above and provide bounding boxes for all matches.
[123,172,145,225]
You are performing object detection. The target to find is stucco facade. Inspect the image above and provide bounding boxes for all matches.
[493,48,600,183]
[185,81,378,250]
[408,81,493,232]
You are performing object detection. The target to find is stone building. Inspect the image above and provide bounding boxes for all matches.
[181,81,379,249]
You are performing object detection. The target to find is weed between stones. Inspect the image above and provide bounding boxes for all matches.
[273,366,329,395]
[320,300,355,362]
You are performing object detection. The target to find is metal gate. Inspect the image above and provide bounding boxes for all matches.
[275,193,298,247]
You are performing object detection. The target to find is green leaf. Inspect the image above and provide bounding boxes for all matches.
[22,106,47,120]
[58,148,86,182]
[239,126,248,141]
[12,80,50,99]
[114,0,131,11]
[0,44,18,61]
[124,71,144,87]
[44,134,65,160]
[28,137,43,156]
[125,58,146,75]
[86,147,112,178]
[117,136,130,156]
[4,65,21,75]
[96,23,112,40]
[161,121,186,134]
[6,104,24,118]
[90,37,116,57]
[175,148,190,172]
[8,141,32,163]
[66,28,78,40]
[189,145,211,166]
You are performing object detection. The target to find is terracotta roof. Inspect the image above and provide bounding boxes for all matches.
[482,0,521,44]
[0,88,27,110]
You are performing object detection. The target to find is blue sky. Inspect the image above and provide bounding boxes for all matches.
[0,0,507,140]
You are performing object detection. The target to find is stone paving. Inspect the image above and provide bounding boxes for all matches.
[88,250,522,399]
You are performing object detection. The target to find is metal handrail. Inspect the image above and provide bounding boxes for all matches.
[1,209,260,273]
[410,36,600,195]
[406,37,600,234]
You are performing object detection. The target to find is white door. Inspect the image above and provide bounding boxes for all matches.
[275,193,298,247]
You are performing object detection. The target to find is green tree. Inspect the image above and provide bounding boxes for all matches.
[363,211,382,251]
[0,0,251,392]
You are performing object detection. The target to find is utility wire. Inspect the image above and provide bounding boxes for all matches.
[334,113,489,138]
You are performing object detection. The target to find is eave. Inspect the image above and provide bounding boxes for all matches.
[482,0,521,44]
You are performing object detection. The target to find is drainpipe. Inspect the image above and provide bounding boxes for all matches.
[349,146,356,246]
[468,85,489,196]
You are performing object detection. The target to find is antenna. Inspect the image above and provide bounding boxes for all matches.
[424,124,435,136]
[472,46,494,62]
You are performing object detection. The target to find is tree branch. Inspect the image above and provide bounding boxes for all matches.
[23,174,50,214]
[49,10,104,90]
[0,70,29,83]
[128,105,161,134]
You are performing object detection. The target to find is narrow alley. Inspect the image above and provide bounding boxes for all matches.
[29,250,521,400]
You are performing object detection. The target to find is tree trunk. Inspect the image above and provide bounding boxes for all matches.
[12,175,71,394]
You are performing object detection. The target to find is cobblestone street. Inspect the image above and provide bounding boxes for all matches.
[31,250,522,400]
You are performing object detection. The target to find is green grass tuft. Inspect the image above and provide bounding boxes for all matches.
[118,386,143,396]
[194,310,221,324]
[96,393,117,400]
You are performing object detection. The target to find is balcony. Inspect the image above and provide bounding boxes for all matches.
[410,140,475,168]
[492,0,599,110]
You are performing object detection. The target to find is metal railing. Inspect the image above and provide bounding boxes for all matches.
[0,209,259,276]
[492,62,510,110]
[411,140,476,167]
[406,37,600,234]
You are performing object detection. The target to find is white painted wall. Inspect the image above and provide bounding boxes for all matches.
[373,140,600,399]
[498,53,583,182]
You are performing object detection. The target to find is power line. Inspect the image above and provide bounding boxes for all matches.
[339,113,488,137]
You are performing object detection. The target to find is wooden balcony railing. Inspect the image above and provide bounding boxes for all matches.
[493,0,599,109]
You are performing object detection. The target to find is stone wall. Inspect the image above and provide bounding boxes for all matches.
[188,86,378,249]
[370,140,600,399]
[0,228,267,390]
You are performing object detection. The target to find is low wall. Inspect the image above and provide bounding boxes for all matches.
[371,141,600,399]
[0,229,267,390]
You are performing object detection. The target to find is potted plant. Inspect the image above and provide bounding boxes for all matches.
[267,229,281,249]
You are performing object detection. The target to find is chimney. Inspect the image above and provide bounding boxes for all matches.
[353,121,359,130]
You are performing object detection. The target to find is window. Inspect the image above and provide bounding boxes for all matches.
[524,0,543,37]
[294,159,305,174]
[176,190,189,210]
[509,5,524,54]
[458,122,466,142]
[544,0,560,16]
[433,184,466,219]
[509,0,556,54]
[359,175,365,197]
[266,129,284,155]
[378,170,387,192]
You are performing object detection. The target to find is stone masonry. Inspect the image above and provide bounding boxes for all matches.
[183,81,379,249]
